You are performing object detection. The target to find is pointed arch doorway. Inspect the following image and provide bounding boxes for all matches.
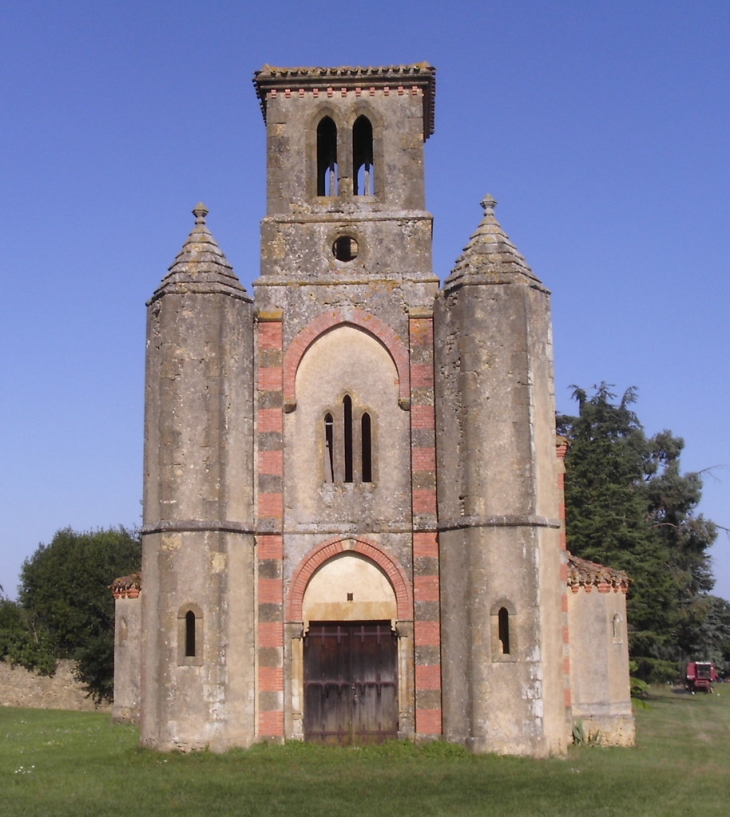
[301,552,399,745]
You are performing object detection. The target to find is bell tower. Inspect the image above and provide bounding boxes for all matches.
[253,63,437,293]
[251,65,443,743]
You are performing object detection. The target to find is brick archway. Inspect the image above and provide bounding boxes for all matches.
[287,537,413,621]
[283,309,410,408]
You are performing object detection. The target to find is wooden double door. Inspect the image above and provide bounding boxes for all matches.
[303,621,398,745]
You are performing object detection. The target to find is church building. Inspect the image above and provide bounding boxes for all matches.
[112,64,635,755]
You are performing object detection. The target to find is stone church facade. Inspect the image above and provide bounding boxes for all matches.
[112,64,634,754]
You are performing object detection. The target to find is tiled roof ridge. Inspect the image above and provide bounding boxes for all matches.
[110,572,142,599]
[255,63,435,79]
[567,554,630,591]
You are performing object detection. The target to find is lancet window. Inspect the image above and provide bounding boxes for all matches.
[178,605,203,665]
[323,395,374,484]
[353,115,374,196]
[491,600,516,661]
[498,607,511,655]
[317,116,338,196]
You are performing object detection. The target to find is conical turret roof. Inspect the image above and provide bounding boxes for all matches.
[444,195,545,291]
[149,204,249,302]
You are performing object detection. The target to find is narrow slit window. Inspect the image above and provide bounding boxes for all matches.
[361,412,372,482]
[324,413,334,483]
[498,607,510,655]
[317,117,338,196]
[185,610,196,657]
[353,116,374,196]
[343,396,353,483]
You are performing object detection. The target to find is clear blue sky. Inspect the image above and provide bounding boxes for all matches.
[1,0,728,600]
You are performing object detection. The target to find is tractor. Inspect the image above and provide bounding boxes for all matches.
[686,661,718,693]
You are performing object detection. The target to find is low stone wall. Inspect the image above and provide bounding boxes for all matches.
[0,659,111,712]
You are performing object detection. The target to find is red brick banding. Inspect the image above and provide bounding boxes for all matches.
[414,620,440,646]
[257,534,283,560]
[258,667,284,691]
[256,313,284,738]
[410,405,435,429]
[412,489,437,515]
[258,622,284,648]
[287,537,413,621]
[258,367,283,391]
[258,450,283,475]
[410,363,434,388]
[258,408,283,434]
[258,320,283,349]
[413,532,438,558]
[283,309,410,407]
[414,575,440,603]
[416,664,441,690]
[409,314,441,735]
[416,709,442,735]
[411,448,436,471]
[258,493,283,519]
[258,578,284,605]
[259,711,284,735]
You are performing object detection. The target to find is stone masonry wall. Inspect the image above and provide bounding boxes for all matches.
[0,659,110,712]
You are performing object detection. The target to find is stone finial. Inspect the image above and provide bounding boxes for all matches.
[481,194,497,215]
[193,202,209,225]
[444,192,540,289]
[147,201,250,302]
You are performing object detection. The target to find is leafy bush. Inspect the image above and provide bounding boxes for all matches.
[3,526,142,701]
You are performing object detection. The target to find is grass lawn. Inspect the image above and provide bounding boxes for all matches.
[1,688,729,816]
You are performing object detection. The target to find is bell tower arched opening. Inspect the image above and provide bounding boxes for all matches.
[353,115,374,196]
[316,116,338,196]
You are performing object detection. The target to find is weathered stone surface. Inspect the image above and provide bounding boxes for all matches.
[0,660,109,713]
[115,63,633,756]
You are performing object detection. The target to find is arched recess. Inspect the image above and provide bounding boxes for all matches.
[283,309,410,410]
[287,537,413,622]
[302,552,396,625]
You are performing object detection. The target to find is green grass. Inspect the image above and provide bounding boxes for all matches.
[1,688,729,816]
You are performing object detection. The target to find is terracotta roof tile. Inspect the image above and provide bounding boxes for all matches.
[567,554,629,591]
[110,572,142,599]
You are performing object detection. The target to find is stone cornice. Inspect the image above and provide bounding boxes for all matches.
[253,63,436,139]
[141,521,255,535]
[438,514,561,532]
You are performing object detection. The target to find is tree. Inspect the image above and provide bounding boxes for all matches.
[0,594,56,675]
[691,595,730,676]
[14,527,141,701]
[557,385,718,680]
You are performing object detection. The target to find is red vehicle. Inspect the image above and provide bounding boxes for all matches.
[686,661,718,693]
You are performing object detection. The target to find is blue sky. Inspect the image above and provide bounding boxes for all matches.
[1,0,728,600]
